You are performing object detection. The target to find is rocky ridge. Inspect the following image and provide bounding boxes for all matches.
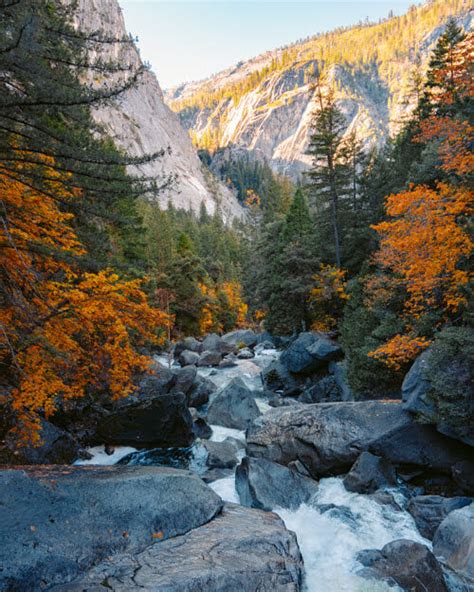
[73,0,244,221]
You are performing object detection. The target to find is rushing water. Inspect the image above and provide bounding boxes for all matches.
[74,347,459,592]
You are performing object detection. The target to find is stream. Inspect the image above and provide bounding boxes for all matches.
[75,348,445,592]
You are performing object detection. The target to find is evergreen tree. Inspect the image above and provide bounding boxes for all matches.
[306,81,350,268]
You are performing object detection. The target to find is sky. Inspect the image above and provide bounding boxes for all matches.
[119,0,415,89]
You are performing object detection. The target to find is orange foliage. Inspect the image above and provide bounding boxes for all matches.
[309,265,348,331]
[368,182,473,367]
[221,280,248,328]
[0,157,169,444]
[198,280,248,335]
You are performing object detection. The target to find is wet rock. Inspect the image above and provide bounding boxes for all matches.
[318,504,361,529]
[222,329,258,348]
[236,456,318,511]
[223,436,246,452]
[207,377,261,430]
[219,353,238,368]
[357,539,448,592]
[0,465,223,591]
[433,504,474,579]
[280,332,341,375]
[50,504,303,592]
[255,340,275,354]
[367,491,402,511]
[97,392,194,447]
[197,350,222,367]
[343,452,397,494]
[407,495,473,539]
[246,401,471,479]
[201,468,234,483]
[203,440,238,469]
[178,349,200,367]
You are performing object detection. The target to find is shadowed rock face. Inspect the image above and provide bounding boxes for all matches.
[246,401,472,479]
[72,0,244,221]
[0,465,223,591]
[236,456,319,511]
[50,504,304,592]
[433,504,474,579]
[357,539,448,592]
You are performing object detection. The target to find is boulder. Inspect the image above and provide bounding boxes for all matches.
[402,330,474,446]
[171,365,197,395]
[298,375,341,403]
[49,504,303,592]
[254,340,275,354]
[187,375,216,408]
[236,456,319,511]
[280,332,341,375]
[182,336,203,353]
[237,347,254,359]
[222,329,258,348]
[357,539,448,592]
[433,504,474,579]
[219,353,238,368]
[97,392,194,447]
[193,417,212,440]
[328,360,354,401]
[246,401,471,479]
[0,466,223,591]
[178,349,200,367]
[262,359,300,393]
[407,495,473,539]
[207,377,261,430]
[137,362,175,398]
[0,419,79,465]
[202,333,222,352]
[197,350,222,367]
[203,440,238,469]
[343,452,397,494]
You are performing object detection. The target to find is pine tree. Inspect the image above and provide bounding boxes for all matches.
[306,81,350,268]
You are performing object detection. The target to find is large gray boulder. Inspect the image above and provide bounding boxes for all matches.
[0,466,223,591]
[50,504,303,592]
[262,359,300,393]
[179,349,200,367]
[343,452,397,494]
[187,375,216,408]
[402,329,474,446]
[246,401,471,479]
[280,332,341,375]
[407,495,473,539]
[97,392,194,447]
[222,329,258,348]
[207,377,261,429]
[202,333,222,352]
[236,456,319,511]
[433,504,474,579]
[182,336,203,353]
[171,365,197,395]
[357,539,448,592]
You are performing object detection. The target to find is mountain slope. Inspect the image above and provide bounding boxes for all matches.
[73,0,244,221]
[167,0,472,179]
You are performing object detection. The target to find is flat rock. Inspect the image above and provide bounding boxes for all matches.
[50,504,304,592]
[236,456,319,511]
[204,440,238,469]
[0,466,223,591]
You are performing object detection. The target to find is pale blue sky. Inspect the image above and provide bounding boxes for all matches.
[119,1,415,88]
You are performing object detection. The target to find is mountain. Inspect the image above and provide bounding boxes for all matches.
[166,0,472,179]
[73,0,244,221]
